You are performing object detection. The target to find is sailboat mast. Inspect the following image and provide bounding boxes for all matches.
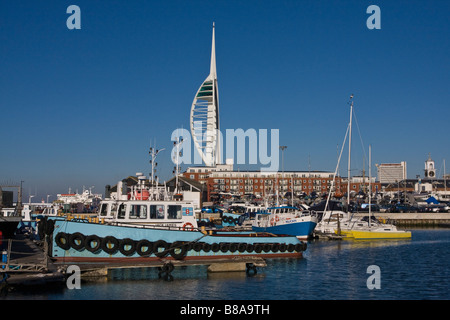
[347,95,354,210]
[444,159,447,198]
[369,144,372,229]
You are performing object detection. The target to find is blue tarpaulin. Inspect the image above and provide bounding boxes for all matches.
[426,196,439,204]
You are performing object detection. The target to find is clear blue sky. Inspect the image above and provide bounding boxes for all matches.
[1,1,449,201]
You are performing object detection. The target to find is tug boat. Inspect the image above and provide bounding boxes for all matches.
[49,218,305,263]
[47,179,306,263]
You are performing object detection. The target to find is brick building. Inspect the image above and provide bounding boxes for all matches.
[182,164,380,202]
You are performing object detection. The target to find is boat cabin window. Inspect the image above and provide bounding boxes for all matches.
[118,204,126,219]
[110,203,117,218]
[150,205,165,219]
[130,204,147,219]
[99,203,109,216]
[167,205,182,219]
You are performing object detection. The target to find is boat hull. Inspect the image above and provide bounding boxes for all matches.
[334,229,355,239]
[252,220,317,240]
[50,218,306,263]
[350,229,412,240]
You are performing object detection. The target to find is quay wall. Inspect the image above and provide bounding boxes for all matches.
[353,212,450,227]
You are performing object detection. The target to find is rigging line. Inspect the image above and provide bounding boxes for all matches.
[352,106,368,172]
[324,122,350,222]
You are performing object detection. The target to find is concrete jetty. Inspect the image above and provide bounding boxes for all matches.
[353,212,450,227]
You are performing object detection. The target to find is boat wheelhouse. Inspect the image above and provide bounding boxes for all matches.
[98,199,197,231]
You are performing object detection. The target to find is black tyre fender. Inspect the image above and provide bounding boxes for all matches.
[170,241,188,260]
[271,243,280,253]
[153,240,169,258]
[263,243,272,253]
[45,219,55,235]
[119,238,136,256]
[161,262,174,273]
[202,243,211,252]
[295,243,306,252]
[69,232,85,251]
[193,242,203,252]
[220,242,229,253]
[229,243,238,252]
[238,243,247,253]
[211,243,220,252]
[55,232,70,250]
[37,217,47,239]
[101,236,119,254]
[84,235,102,253]
[136,240,153,256]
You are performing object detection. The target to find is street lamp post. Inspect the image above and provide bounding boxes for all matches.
[279,146,287,173]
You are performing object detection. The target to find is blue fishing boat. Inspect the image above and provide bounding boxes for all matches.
[221,203,266,228]
[252,206,318,240]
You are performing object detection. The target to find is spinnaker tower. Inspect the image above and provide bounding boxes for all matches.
[190,23,221,167]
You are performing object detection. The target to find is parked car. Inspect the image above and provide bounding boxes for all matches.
[390,204,419,213]
[424,204,449,213]
[357,204,381,212]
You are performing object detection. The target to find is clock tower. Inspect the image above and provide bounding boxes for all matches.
[424,153,436,178]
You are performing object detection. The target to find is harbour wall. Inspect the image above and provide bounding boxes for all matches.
[353,212,450,227]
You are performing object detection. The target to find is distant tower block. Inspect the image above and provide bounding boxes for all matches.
[190,23,221,167]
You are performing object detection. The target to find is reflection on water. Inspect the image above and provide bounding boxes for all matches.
[3,229,450,300]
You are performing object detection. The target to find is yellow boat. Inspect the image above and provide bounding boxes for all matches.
[350,228,412,240]
[335,229,355,239]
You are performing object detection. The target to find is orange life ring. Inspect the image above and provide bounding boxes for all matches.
[270,218,275,226]
[182,222,194,231]
[275,215,280,222]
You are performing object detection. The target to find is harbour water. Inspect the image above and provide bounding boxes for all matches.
[4,228,450,300]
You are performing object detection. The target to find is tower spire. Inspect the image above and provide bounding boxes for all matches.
[190,23,221,167]
[209,22,217,79]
